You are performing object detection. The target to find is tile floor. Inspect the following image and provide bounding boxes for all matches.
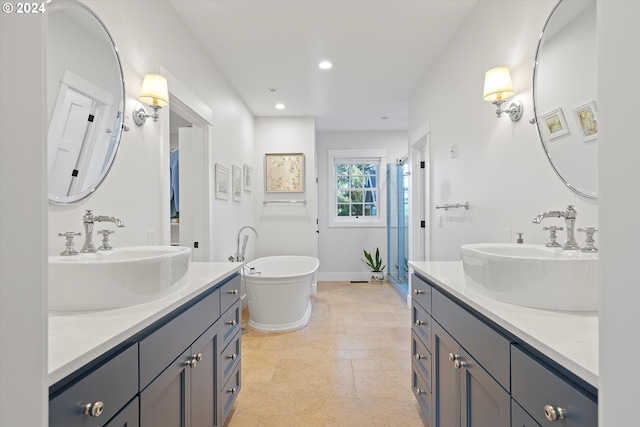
[224,281,425,427]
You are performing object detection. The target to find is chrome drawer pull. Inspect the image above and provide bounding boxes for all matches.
[544,405,566,421]
[415,320,426,326]
[414,387,426,395]
[414,353,427,361]
[448,353,460,362]
[226,320,237,326]
[228,289,238,295]
[454,359,467,369]
[227,387,238,394]
[414,289,425,295]
[186,353,203,368]
[227,353,238,360]
[83,401,104,417]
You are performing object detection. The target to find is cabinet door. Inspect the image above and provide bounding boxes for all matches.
[140,348,192,427]
[104,397,139,427]
[432,321,461,427]
[190,323,218,427]
[460,349,510,427]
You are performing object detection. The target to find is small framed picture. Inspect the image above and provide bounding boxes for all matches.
[215,163,229,200]
[540,108,570,140]
[243,164,253,193]
[573,101,598,142]
[232,164,242,202]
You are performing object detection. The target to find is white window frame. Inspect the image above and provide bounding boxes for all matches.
[328,149,387,228]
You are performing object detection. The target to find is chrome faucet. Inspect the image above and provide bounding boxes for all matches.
[532,205,579,250]
[81,209,125,253]
[229,225,258,262]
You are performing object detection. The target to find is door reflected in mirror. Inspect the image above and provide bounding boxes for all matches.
[533,0,597,199]
[47,0,125,204]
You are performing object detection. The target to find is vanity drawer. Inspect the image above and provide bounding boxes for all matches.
[49,345,138,427]
[217,361,241,426]
[218,329,241,392]
[432,288,511,391]
[411,362,432,424]
[219,299,242,350]
[411,330,432,392]
[412,273,432,313]
[511,345,597,427]
[220,274,241,314]
[412,300,432,350]
[139,288,220,389]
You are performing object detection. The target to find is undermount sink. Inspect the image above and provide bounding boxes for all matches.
[461,243,598,311]
[49,246,192,311]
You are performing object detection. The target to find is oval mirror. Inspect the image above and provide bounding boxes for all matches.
[533,0,597,199]
[47,0,125,204]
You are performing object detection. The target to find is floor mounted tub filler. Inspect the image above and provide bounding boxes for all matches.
[243,256,319,332]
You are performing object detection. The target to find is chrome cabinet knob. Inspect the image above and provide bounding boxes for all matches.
[227,387,238,394]
[414,289,425,295]
[228,289,239,295]
[226,320,237,326]
[454,359,467,369]
[414,353,427,361]
[227,353,238,360]
[414,319,426,326]
[186,353,202,368]
[544,404,566,421]
[194,353,203,362]
[448,353,460,362]
[414,387,426,395]
[83,401,104,417]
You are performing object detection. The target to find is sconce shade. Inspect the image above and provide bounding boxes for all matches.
[483,66,514,102]
[139,74,169,107]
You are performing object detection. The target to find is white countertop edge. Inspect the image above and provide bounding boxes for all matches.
[409,261,598,389]
[48,262,242,386]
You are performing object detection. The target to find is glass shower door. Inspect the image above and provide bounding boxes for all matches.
[387,162,409,296]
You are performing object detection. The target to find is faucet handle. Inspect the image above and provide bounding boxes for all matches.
[58,232,82,256]
[97,229,115,251]
[542,226,563,248]
[578,227,598,252]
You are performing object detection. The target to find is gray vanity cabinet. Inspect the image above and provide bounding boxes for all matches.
[410,273,598,427]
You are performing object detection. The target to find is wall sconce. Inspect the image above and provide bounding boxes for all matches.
[133,74,169,126]
[483,66,523,122]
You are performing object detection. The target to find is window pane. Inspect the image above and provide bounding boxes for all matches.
[364,203,376,216]
[337,204,350,216]
[364,164,377,176]
[364,190,376,202]
[337,164,349,175]
[337,176,349,189]
[351,204,363,216]
[351,164,364,176]
[337,191,350,203]
[350,191,363,203]
[351,176,363,188]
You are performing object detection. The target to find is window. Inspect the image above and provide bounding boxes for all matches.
[328,150,386,227]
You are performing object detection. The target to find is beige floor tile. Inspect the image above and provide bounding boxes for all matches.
[224,281,424,427]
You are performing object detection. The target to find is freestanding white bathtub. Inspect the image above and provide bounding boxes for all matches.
[243,256,319,332]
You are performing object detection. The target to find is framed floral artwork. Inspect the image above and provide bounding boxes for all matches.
[264,153,304,193]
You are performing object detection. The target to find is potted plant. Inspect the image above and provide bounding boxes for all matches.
[362,248,386,283]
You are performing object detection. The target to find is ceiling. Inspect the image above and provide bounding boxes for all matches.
[168,0,478,132]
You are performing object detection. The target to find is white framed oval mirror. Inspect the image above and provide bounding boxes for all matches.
[532,0,597,199]
[47,0,125,204]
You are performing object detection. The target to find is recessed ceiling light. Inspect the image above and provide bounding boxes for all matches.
[275,103,286,110]
[381,116,389,120]
[318,61,333,70]
[267,87,278,93]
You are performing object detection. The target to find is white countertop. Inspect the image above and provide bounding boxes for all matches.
[48,262,241,386]
[409,261,598,388]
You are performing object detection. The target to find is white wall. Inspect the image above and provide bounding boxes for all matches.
[0,11,48,426]
[47,0,256,261]
[598,2,640,425]
[253,117,317,258]
[409,0,598,261]
[317,131,407,280]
